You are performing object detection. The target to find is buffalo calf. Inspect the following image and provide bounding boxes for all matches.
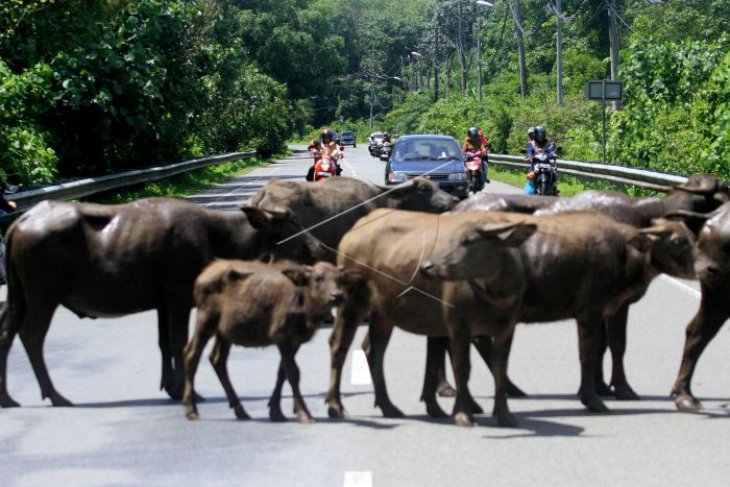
[183,260,345,422]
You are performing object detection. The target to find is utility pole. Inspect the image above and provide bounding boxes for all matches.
[434,23,440,101]
[457,0,466,96]
[607,0,622,109]
[556,0,563,106]
[511,0,528,97]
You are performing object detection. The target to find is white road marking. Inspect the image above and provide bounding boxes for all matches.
[342,157,358,178]
[344,471,373,487]
[350,350,372,385]
[660,274,701,299]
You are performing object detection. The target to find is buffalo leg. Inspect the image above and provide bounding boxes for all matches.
[491,327,518,427]
[421,337,449,417]
[606,304,639,400]
[577,316,609,413]
[448,319,477,427]
[278,342,313,423]
[182,308,218,420]
[269,359,288,422]
[593,322,613,397]
[0,304,21,407]
[162,302,192,400]
[157,308,175,397]
[671,287,730,411]
[365,312,404,418]
[18,304,72,406]
[473,335,527,398]
[326,285,370,418]
[210,336,249,420]
[435,345,457,398]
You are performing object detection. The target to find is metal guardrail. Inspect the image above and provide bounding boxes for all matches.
[489,154,689,192]
[6,149,692,213]
[10,151,256,211]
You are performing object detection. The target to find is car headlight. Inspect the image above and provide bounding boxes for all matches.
[448,172,467,181]
[388,171,408,183]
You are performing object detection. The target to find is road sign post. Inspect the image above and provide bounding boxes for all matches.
[585,80,623,163]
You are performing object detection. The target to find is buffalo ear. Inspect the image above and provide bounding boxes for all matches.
[337,267,367,285]
[241,206,292,229]
[628,233,654,253]
[474,221,537,246]
[663,210,714,235]
[227,268,255,283]
[282,267,312,286]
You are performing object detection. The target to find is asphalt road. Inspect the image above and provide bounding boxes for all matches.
[2,144,730,487]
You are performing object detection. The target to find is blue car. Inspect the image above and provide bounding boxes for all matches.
[384,134,469,199]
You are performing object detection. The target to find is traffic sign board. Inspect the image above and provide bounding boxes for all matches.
[585,80,623,100]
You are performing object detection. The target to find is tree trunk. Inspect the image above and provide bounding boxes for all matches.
[511,0,528,97]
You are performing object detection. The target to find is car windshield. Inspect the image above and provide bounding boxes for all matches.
[395,139,461,162]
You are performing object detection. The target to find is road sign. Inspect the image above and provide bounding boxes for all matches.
[585,80,623,100]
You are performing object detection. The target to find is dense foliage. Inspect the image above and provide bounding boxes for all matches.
[1,0,728,185]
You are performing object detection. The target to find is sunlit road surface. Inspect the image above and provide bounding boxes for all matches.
[2,145,730,487]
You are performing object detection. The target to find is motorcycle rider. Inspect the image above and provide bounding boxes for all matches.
[526,125,558,193]
[307,129,342,180]
[462,126,489,187]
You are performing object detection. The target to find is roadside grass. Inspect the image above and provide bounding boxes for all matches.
[87,156,272,204]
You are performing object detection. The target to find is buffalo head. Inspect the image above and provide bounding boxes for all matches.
[383,177,460,213]
[420,220,537,280]
[241,206,327,264]
[630,218,696,280]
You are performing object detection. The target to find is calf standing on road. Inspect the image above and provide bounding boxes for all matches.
[183,260,348,422]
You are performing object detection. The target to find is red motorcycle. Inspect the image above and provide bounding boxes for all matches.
[313,154,338,181]
[464,149,485,194]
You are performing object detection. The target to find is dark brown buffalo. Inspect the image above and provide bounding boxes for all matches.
[249,176,459,261]
[0,197,326,408]
[420,212,695,426]
[326,209,537,426]
[440,174,729,399]
[671,202,730,410]
[454,192,558,213]
[183,260,346,422]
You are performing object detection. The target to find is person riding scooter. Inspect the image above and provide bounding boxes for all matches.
[462,126,489,189]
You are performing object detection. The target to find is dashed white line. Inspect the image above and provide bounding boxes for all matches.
[344,471,373,487]
[350,349,372,385]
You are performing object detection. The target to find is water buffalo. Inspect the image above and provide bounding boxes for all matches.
[420,212,696,426]
[0,197,326,408]
[248,176,459,261]
[670,202,730,410]
[440,174,729,400]
[183,260,347,422]
[325,209,538,425]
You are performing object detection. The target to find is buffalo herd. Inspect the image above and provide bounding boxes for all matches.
[1,174,730,427]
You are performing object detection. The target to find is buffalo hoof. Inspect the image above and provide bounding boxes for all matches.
[495,409,519,428]
[437,381,457,398]
[380,403,405,418]
[506,381,527,398]
[185,411,200,421]
[425,400,448,418]
[582,396,610,413]
[467,397,484,415]
[613,384,640,401]
[453,411,475,427]
[327,404,348,419]
[296,411,315,424]
[48,392,74,407]
[0,394,20,408]
[674,394,703,411]
[595,382,613,397]
[233,405,251,420]
[269,407,286,422]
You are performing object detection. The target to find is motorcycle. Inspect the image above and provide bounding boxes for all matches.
[369,140,381,158]
[379,142,392,161]
[464,149,485,194]
[528,146,559,196]
[313,154,338,181]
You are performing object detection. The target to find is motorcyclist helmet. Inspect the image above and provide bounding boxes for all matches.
[467,126,479,140]
[321,129,334,143]
[535,126,546,142]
